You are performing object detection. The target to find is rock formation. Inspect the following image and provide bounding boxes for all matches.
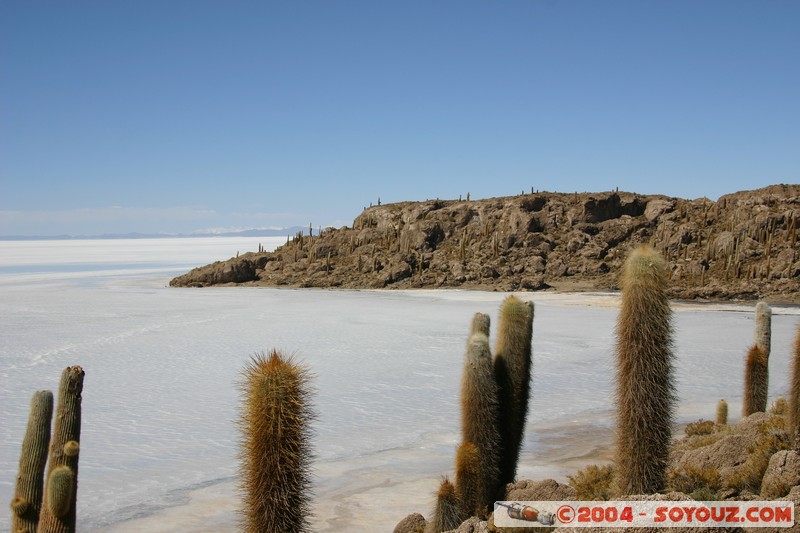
[171,185,800,302]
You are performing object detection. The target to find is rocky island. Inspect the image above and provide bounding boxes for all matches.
[170,184,800,302]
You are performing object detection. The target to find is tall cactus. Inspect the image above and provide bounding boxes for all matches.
[11,390,54,532]
[425,477,462,533]
[613,245,675,496]
[742,344,769,417]
[459,327,500,516]
[716,399,728,426]
[240,350,314,533]
[754,302,772,359]
[39,365,84,533]
[493,296,534,486]
[789,324,800,444]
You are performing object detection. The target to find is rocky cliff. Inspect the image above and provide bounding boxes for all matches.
[170,184,800,302]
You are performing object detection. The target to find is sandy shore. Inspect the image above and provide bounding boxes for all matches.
[100,423,615,532]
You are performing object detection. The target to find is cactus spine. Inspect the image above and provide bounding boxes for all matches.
[425,477,462,533]
[240,350,314,533]
[11,390,54,532]
[39,365,84,533]
[742,345,769,417]
[613,245,675,496]
[493,296,534,486]
[755,302,772,359]
[716,399,728,426]
[790,324,800,445]
[459,327,500,515]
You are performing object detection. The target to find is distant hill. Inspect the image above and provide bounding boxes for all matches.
[170,185,800,303]
[0,227,306,241]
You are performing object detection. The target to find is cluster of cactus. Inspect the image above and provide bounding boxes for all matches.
[11,365,85,533]
[239,350,314,533]
[428,295,534,530]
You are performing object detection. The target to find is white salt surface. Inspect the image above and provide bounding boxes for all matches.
[1,237,798,532]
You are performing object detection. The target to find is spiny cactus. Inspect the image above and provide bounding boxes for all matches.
[716,399,728,426]
[454,442,480,520]
[425,477,462,533]
[493,295,534,487]
[790,324,800,445]
[240,350,314,533]
[39,365,84,533]
[459,329,500,515]
[613,245,675,496]
[742,344,769,417]
[469,312,490,337]
[755,302,772,359]
[11,390,53,532]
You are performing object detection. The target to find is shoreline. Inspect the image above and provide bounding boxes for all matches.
[96,423,616,533]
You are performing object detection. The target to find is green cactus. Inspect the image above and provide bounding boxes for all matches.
[613,245,675,496]
[493,295,534,486]
[459,329,501,515]
[38,365,84,533]
[11,390,53,532]
[240,350,314,533]
[716,399,728,426]
[45,466,75,519]
[425,477,462,533]
[789,324,800,444]
[742,344,769,417]
[755,302,772,359]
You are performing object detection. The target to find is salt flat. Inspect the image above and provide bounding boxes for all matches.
[1,237,797,532]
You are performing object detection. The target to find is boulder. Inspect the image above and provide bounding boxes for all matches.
[393,512,426,533]
[761,450,800,499]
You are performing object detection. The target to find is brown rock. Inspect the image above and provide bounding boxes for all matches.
[394,512,426,533]
[505,479,577,501]
[761,450,800,499]
[443,516,489,533]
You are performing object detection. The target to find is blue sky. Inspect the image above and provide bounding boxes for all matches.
[1,1,798,236]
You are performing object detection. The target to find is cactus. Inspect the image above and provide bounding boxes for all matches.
[454,442,481,520]
[742,344,769,417]
[790,324,800,445]
[459,329,501,514]
[45,466,75,519]
[240,350,314,533]
[613,245,675,496]
[39,365,84,533]
[11,390,54,532]
[716,399,728,426]
[469,312,490,337]
[493,296,534,486]
[755,302,772,359]
[425,477,462,533]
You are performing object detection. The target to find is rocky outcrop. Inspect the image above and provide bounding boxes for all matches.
[170,185,800,302]
[761,450,800,499]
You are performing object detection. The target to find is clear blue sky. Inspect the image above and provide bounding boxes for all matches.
[1,1,798,236]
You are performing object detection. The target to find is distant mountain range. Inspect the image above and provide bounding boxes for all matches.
[0,227,308,241]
